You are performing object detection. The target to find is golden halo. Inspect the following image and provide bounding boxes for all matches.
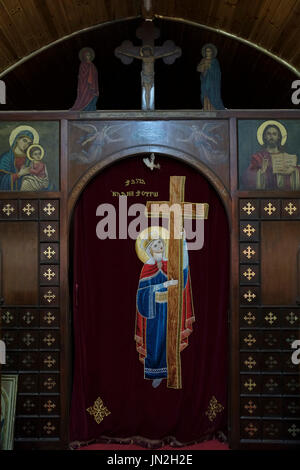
[135,226,169,264]
[79,47,95,62]
[27,144,44,161]
[257,120,287,146]
[201,43,218,58]
[9,125,39,148]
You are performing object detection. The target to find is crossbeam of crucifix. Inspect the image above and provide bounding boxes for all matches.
[115,21,181,110]
[146,176,209,389]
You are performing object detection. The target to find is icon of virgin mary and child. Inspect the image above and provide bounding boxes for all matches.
[0,125,50,191]
[134,227,195,389]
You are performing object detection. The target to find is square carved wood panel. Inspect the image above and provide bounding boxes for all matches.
[40,265,59,285]
[240,419,261,440]
[240,286,260,305]
[281,200,300,219]
[39,200,59,220]
[240,243,260,264]
[240,222,259,241]
[240,397,261,417]
[240,309,261,328]
[40,243,59,263]
[240,374,261,394]
[239,200,260,219]
[260,199,281,219]
[0,200,18,219]
[240,264,260,284]
[20,200,39,220]
[39,221,59,242]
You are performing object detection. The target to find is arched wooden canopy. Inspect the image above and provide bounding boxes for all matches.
[0,0,299,110]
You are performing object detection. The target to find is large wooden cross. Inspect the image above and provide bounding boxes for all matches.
[146,176,209,389]
[115,21,181,111]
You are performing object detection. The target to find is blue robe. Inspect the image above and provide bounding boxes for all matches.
[137,267,169,379]
[0,130,33,191]
[200,58,225,110]
[136,244,189,380]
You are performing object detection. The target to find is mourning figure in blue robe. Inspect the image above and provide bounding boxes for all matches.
[197,43,225,111]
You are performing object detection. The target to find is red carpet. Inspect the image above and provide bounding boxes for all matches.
[78,440,229,450]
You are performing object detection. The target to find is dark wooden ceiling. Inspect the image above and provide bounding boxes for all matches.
[0,0,300,110]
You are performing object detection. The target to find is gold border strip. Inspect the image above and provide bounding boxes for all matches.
[0,14,299,79]
[0,16,140,79]
[155,15,300,77]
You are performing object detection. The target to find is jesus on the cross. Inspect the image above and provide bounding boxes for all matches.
[115,44,181,110]
[115,21,181,110]
[135,176,209,389]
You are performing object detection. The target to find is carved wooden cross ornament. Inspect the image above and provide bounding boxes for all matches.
[115,21,181,110]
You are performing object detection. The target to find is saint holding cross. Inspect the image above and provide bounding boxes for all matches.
[135,176,209,389]
[115,21,181,110]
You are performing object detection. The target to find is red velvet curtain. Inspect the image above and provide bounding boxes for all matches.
[69,155,229,446]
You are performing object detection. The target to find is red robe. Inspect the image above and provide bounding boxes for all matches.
[11,154,26,185]
[135,260,195,364]
[245,150,300,190]
[71,61,99,111]
[30,161,46,178]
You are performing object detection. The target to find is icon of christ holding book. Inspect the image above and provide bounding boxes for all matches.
[244,120,300,190]
[134,226,195,389]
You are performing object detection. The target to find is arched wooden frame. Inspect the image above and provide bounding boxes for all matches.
[66,145,236,446]
[68,145,232,221]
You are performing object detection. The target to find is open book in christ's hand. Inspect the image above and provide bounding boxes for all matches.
[271,153,298,174]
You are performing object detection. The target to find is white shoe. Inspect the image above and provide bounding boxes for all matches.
[152,378,163,388]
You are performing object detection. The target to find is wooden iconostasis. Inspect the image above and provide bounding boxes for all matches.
[0,110,300,449]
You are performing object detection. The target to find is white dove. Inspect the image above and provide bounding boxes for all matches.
[143,153,160,170]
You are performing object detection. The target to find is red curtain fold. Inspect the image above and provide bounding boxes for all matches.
[70,155,229,445]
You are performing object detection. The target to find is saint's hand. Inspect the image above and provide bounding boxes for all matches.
[197,60,206,72]
[164,279,178,288]
[18,166,30,177]
[261,158,269,174]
